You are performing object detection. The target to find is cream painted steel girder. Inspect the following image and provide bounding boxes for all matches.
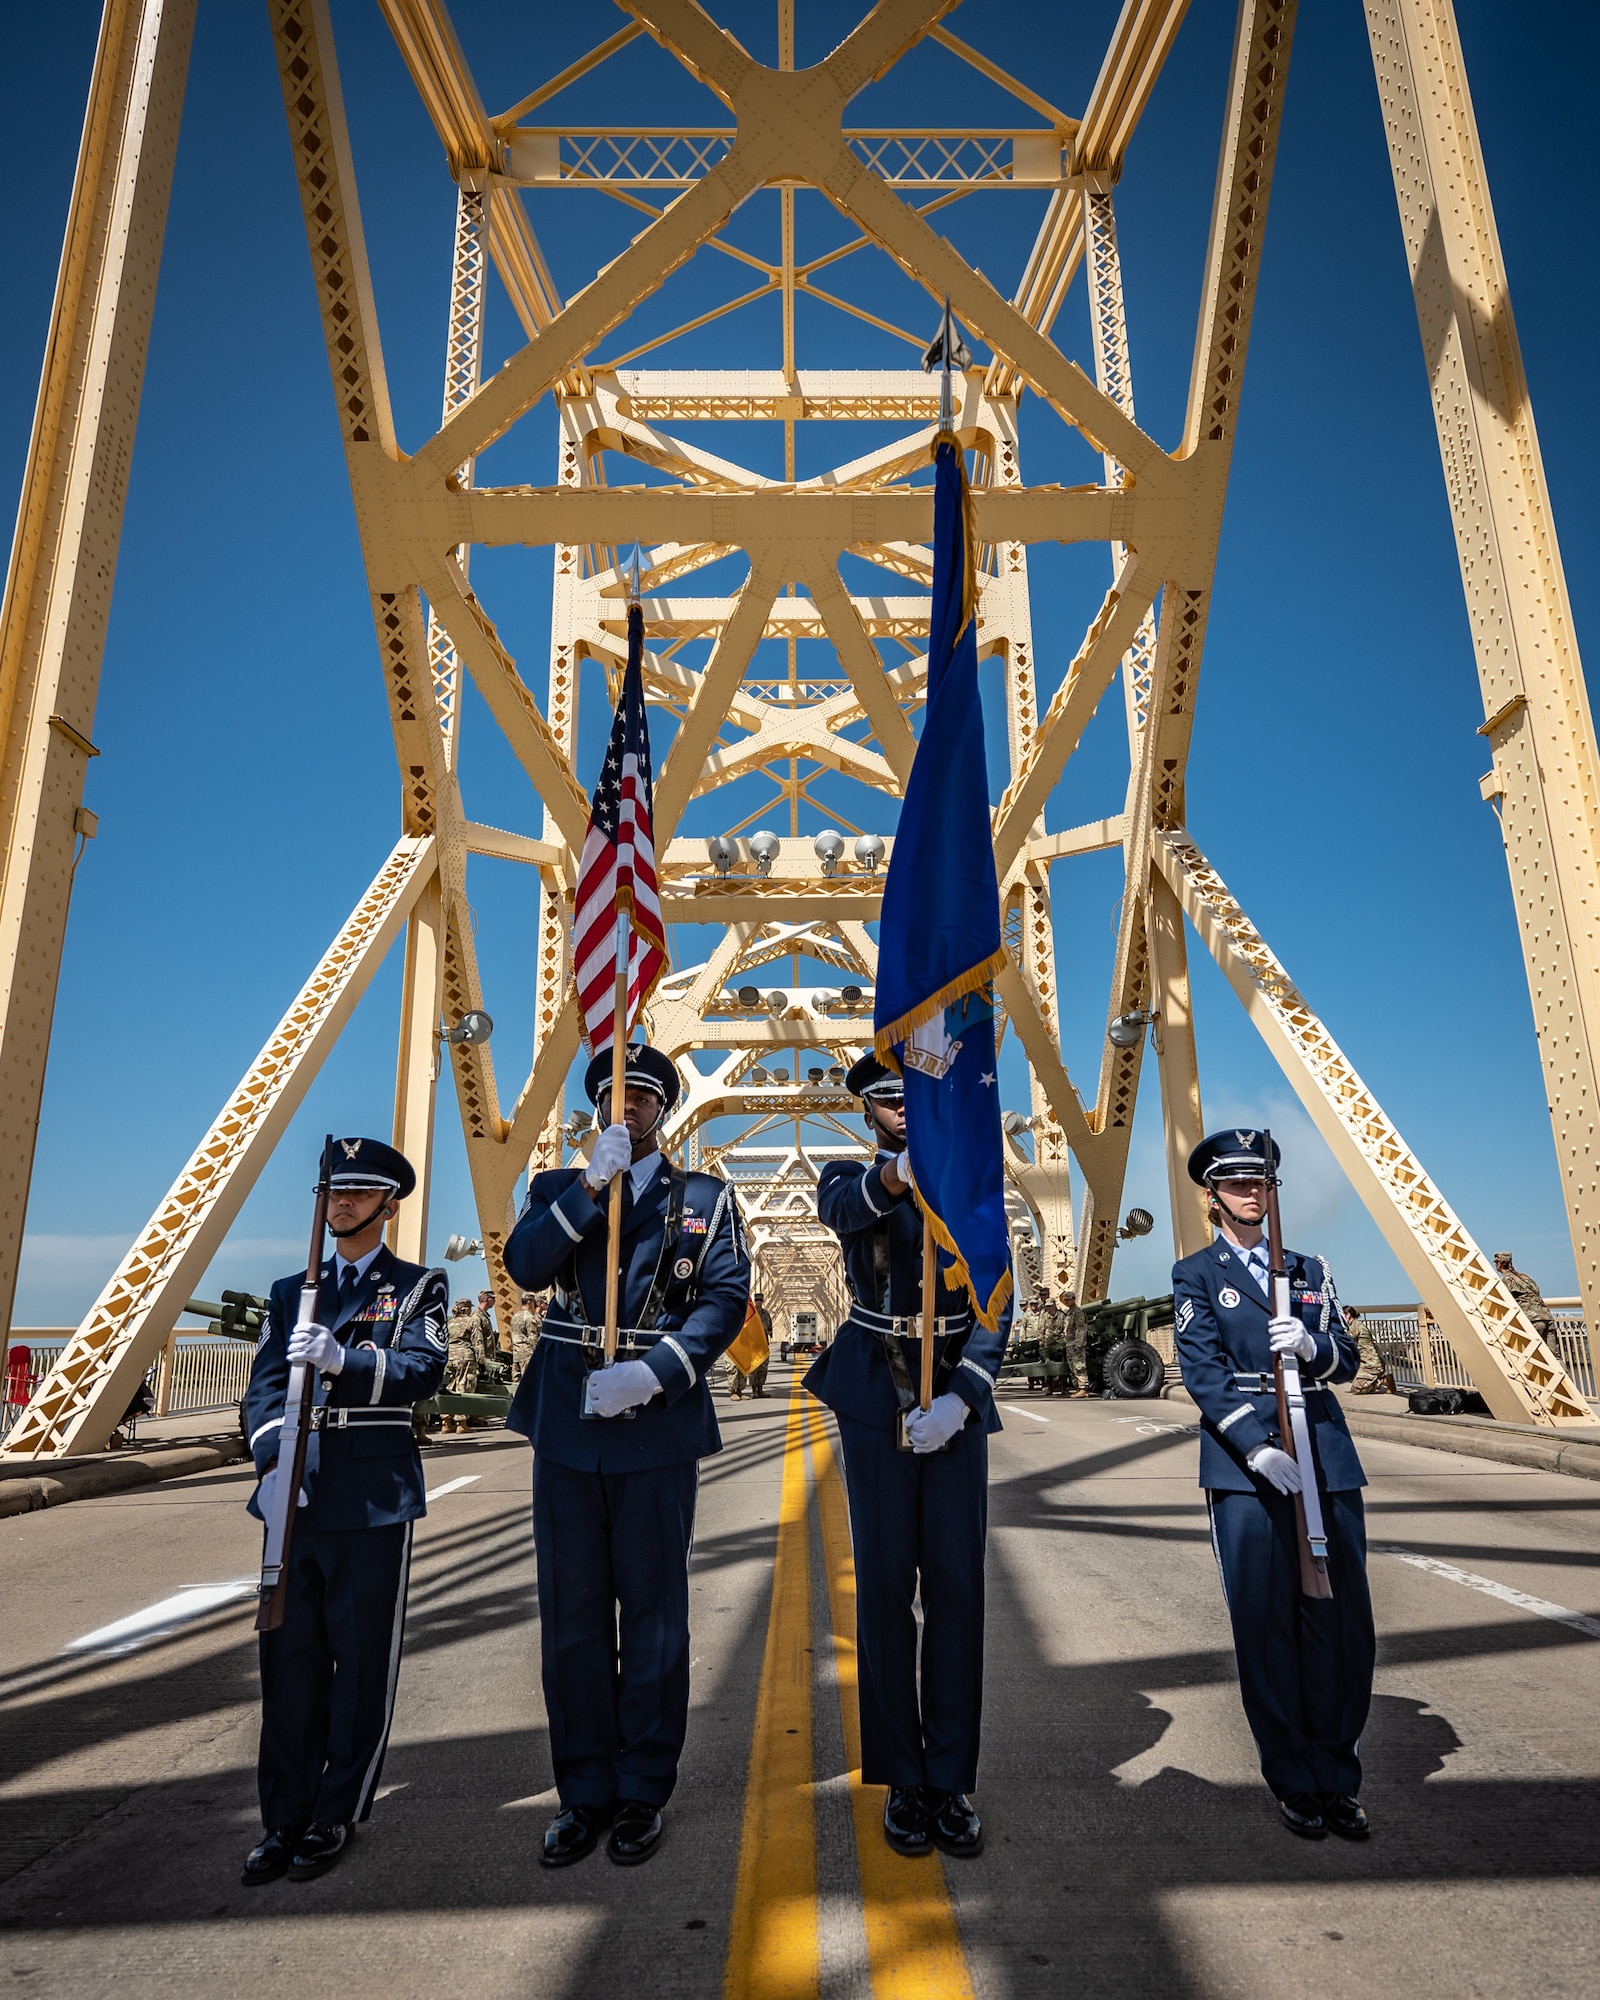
[1365,0,1600,1345]
[1074,0,1298,1303]
[0,0,197,1342]
[4,836,438,1459]
[1156,830,1594,1426]
[10,0,1597,1451]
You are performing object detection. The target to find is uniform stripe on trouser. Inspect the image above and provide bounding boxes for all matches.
[354,1519,413,1819]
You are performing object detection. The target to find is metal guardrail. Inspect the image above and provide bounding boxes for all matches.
[2,1334,254,1443]
[1357,1304,1594,1401]
[1111,1301,1593,1402]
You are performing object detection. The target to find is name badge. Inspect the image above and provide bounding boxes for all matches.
[1219,1287,1241,1309]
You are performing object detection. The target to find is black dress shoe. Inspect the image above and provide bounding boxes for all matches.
[607,1799,664,1866]
[882,1786,933,1856]
[288,1824,350,1880]
[1278,1793,1326,1839]
[928,1791,984,1857]
[241,1828,303,1886]
[1320,1793,1370,1840]
[541,1803,614,1868]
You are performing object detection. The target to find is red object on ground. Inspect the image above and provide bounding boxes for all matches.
[5,1344,32,1407]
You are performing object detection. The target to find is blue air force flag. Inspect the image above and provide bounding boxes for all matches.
[874,437,1011,1329]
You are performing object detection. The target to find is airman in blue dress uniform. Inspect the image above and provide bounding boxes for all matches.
[805,1054,1011,1861]
[503,1042,749,1868]
[1173,1130,1375,1841]
[240,1137,448,1885]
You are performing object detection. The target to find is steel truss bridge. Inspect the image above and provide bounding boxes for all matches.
[3,0,1599,1456]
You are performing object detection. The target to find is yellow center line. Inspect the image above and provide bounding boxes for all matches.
[724,1375,819,2000]
[805,1400,976,2000]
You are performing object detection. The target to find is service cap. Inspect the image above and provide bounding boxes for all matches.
[582,1041,682,1113]
[325,1136,415,1199]
[1186,1128,1281,1188]
[844,1052,903,1102]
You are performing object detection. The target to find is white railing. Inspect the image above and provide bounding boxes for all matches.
[2,1333,254,1443]
[1354,1301,1594,1403]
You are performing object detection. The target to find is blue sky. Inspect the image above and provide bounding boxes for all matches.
[5,0,1599,1326]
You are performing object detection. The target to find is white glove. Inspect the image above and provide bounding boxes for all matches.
[258,1466,308,1514]
[1248,1443,1303,1495]
[904,1391,968,1454]
[1269,1315,1316,1364]
[899,1148,916,1190]
[586,1358,663,1419]
[585,1122,633,1190]
[288,1325,345,1374]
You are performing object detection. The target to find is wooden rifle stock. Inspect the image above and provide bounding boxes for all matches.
[256,1135,334,1632]
[1262,1133,1333,1601]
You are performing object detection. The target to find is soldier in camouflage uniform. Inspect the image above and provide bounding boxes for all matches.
[1060,1290,1090,1397]
[443,1298,479,1433]
[1038,1291,1070,1394]
[470,1289,503,1367]
[1344,1306,1395,1395]
[1493,1252,1557,1343]
[511,1291,543,1381]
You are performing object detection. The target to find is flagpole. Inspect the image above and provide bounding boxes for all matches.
[602,906,629,1365]
[919,1204,936,1411]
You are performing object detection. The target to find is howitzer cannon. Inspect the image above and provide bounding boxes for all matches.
[1080,1294,1174,1400]
[184,1291,269,1339]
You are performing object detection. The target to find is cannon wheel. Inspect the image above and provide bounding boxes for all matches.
[1102,1337,1164,1400]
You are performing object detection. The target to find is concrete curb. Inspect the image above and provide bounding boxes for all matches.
[0,1437,249,1518]
[1339,1405,1600,1482]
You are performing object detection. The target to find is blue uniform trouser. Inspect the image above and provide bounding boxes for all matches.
[257,1520,413,1829]
[837,1414,988,1794]
[533,1456,699,1810]
[1208,1486,1375,1799]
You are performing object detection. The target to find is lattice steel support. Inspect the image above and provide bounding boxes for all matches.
[1366,0,1600,1341]
[389,872,445,1262]
[2,836,437,1458]
[1157,830,1596,1427]
[425,180,486,761]
[0,0,197,1340]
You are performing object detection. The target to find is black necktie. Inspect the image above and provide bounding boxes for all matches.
[337,1265,358,1315]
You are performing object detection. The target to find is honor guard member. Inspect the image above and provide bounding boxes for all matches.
[1174,1131,1375,1842]
[240,1139,447,1885]
[503,1042,750,1869]
[805,1054,1010,1861]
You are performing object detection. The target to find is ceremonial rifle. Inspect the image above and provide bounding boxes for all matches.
[1261,1131,1333,1601]
[256,1134,334,1632]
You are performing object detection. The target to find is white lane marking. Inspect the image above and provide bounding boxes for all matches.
[1375,1545,1600,1640]
[1000,1403,1050,1423]
[502,1787,561,1811]
[63,1579,257,1656]
[424,1474,482,1501]
[1110,1416,1198,1436]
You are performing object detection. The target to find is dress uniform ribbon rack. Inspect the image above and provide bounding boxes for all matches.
[256,1134,334,1631]
[1264,1132,1333,1600]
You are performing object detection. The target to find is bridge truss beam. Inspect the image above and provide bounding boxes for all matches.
[3,0,1596,1454]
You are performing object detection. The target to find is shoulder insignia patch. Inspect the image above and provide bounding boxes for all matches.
[1219,1286,1241,1309]
[1176,1299,1194,1331]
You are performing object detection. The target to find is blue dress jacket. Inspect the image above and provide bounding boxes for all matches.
[503,1157,749,1472]
[804,1152,1011,1435]
[243,1245,448,1530]
[1173,1236,1365,1493]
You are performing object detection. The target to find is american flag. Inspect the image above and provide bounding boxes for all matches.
[573,599,666,1055]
